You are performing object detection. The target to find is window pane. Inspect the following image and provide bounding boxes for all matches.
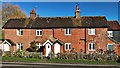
[89,44,91,50]
[19,44,21,50]
[93,43,95,50]
[90,29,92,34]
[69,29,71,34]
[37,31,39,35]
[21,45,23,50]
[69,44,71,49]
[40,31,42,35]
[21,30,23,35]
[92,29,95,34]
[66,44,68,50]
[66,29,68,34]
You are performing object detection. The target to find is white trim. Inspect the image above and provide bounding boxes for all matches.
[65,28,71,35]
[16,43,23,50]
[65,43,72,51]
[108,31,113,37]
[17,29,23,36]
[88,43,95,51]
[88,28,95,35]
[1,40,11,46]
[36,43,42,50]
[36,29,42,36]
[43,40,53,46]
[107,44,113,50]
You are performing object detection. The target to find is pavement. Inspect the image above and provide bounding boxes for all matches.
[1,62,120,68]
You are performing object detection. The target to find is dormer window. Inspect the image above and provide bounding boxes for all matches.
[88,28,95,35]
[36,29,42,36]
[108,31,113,37]
[65,28,71,35]
[17,29,23,36]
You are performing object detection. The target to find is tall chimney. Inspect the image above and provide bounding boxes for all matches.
[75,4,80,19]
[30,9,36,20]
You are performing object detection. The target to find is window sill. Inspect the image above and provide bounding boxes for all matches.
[65,34,71,36]
[88,50,95,51]
[17,35,23,36]
[36,35,42,36]
[88,34,95,35]
[65,49,71,51]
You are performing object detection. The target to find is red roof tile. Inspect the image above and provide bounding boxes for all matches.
[107,20,120,31]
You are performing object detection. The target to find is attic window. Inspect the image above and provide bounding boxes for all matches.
[17,29,23,36]
[36,29,42,36]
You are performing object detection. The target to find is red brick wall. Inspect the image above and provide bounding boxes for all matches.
[54,28,85,53]
[3,28,108,54]
[86,28,108,53]
[107,38,120,55]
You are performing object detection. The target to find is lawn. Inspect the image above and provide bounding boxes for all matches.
[2,56,120,65]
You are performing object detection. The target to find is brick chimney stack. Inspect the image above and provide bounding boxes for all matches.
[30,9,36,20]
[75,4,80,19]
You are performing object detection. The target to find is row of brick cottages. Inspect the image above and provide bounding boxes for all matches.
[1,5,120,57]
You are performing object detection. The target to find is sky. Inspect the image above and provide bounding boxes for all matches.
[2,2,120,23]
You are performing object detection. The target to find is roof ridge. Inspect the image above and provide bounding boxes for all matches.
[81,16,105,17]
[107,20,118,22]
[40,16,74,18]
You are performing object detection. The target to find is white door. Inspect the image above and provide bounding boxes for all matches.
[3,44,10,51]
[46,43,51,57]
[54,43,60,57]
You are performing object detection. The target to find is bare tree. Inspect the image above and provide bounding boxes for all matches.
[2,3,27,25]
[0,3,27,39]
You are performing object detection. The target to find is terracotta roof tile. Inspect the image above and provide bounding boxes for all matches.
[2,16,108,29]
[107,20,120,31]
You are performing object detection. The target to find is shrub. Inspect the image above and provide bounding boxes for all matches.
[116,56,120,63]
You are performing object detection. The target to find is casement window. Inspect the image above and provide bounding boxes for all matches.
[107,44,113,51]
[16,43,23,51]
[36,43,42,50]
[65,43,72,51]
[108,31,113,37]
[36,29,42,36]
[65,28,71,35]
[17,29,23,36]
[88,28,95,35]
[88,43,95,51]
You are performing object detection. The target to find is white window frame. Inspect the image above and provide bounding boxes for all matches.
[16,43,23,51]
[65,43,72,51]
[88,43,95,51]
[36,29,42,36]
[88,28,95,35]
[17,29,23,36]
[108,31,113,37]
[107,44,113,51]
[65,28,71,35]
[36,43,42,50]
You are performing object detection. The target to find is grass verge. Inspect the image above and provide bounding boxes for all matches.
[2,56,120,65]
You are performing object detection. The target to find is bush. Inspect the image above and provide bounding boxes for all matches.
[116,56,120,63]
[3,51,11,57]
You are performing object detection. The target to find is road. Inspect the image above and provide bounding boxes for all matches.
[1,62,120,68]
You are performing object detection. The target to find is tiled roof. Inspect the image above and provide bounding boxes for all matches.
[107,20,120,31]
[2,16,108,29]
[0,39,15,45]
